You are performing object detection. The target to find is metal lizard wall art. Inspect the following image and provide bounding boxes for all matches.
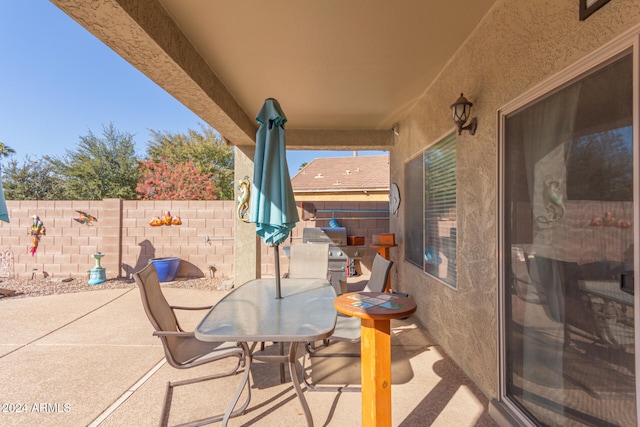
[537,176,565,224]
[237,177,250,223]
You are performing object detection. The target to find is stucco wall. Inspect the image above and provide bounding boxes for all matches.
[391,0,640,399]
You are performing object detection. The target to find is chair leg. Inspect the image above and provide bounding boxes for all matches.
[160,381,173,427]
[300,342,361,393]
[279,342,286,383]
[160,347,252,427]
[222,342,252,425]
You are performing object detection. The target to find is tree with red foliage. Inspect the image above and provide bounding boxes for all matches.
[146,126,234,199]
[136,157,219,200]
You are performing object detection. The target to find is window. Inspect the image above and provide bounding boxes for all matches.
[404,154,424,268]
[424,134,457,287]
[404,133,457,288]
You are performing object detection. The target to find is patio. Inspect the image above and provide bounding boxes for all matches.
[0,284,497,426]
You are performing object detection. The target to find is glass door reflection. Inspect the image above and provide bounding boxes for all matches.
[503,52,635,426]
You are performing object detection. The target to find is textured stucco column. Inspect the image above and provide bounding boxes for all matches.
[234,145,260,285]
[99,198,123,279]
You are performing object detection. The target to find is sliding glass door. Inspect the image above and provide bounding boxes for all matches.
[501,50,636,426]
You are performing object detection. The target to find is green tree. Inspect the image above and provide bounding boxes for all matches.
[0,142,16,173]
[2,156,67,200]
[566,129,632,201]
[146,125,234,199]
[47,123,141,200]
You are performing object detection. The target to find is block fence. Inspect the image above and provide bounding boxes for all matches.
[0,199,389,281]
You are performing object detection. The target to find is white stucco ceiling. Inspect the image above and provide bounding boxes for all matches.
[158,0,498,131]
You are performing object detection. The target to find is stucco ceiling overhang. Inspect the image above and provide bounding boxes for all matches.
[51,0,497,149]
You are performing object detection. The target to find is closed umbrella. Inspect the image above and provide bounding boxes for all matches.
[0,175,9,223]
[249,98,299,299]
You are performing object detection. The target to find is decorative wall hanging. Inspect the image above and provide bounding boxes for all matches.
[0,249,14,279]
[73,210,97,226]
[589,211,631,228]
[536,177,565,224]
[389,183,400,216]
[149,211,182,226]
[237,177,251,222]
[29,215,46,256]
[579,0,611,21]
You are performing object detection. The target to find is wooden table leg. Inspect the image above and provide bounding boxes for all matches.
[376,246,391,260]
[360,318,391,426]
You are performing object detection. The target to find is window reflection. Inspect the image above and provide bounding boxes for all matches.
[503,53,635,426]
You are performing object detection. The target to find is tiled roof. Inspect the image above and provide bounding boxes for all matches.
[291,155,389,192]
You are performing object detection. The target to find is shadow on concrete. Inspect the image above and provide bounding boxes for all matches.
[398,358,497,427]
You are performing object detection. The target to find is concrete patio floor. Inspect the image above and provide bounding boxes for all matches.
[0,286,498,426]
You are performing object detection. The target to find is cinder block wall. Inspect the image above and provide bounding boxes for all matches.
[280,200,391,277]
[0,199,389,280]
[0,199,235,280]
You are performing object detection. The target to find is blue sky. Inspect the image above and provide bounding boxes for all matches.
[0,2,385,177]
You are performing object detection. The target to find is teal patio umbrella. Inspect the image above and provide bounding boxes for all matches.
[249,98,299,299]
[0,175,9,223]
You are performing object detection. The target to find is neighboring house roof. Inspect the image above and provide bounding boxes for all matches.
[291,155,389,201]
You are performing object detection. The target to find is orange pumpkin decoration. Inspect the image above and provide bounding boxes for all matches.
[149,217,163,227]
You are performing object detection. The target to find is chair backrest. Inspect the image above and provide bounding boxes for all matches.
[135,262,180,333]
[287,243,329,279]
[363,254,393,292]
[134,262,200,367]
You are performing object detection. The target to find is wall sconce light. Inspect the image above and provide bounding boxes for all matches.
[450,93,477,135]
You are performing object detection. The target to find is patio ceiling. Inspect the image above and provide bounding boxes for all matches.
[52,0,497,148]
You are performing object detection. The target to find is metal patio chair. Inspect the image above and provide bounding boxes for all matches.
[284,243,330,279]
[326,253,394,343]
[134,262,251,427]
[262,243,330,381]
[302,253,393,392]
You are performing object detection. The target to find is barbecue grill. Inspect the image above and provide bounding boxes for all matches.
[300,227,366,294]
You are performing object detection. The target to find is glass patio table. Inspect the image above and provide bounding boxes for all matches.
[195,277,337,427]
